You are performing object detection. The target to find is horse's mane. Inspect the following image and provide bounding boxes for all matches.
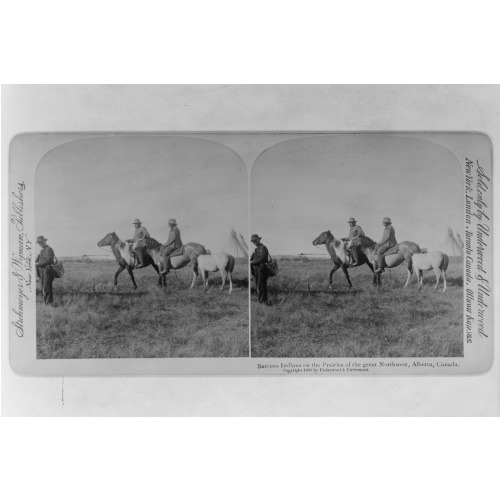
[332,238,344,250]
[357,235,376,248]
[322,230,336,244]
[142,236,162,250]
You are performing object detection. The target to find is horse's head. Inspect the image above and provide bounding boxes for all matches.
[312,230,333,247]
[97,232,117,248]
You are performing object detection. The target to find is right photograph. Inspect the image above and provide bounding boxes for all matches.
[250,134,464,358]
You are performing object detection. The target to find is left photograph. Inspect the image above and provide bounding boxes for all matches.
[34,135,249,358]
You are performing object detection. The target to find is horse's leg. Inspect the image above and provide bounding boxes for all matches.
[404,269,411,287]
[147,259,162,287]
[442,269,447,292]
[364,255,375,274]
[341,264,353,288]
[186,257,198,290]
[156,262,163,288]
[203,271,209,292]
[150,260,160,275]
[189,268,198,290]
[114,265,126,287]
[228,271,233,294]
[404,264,413,287]
[418,270,423,288]
[220,269,227,293]
[329,264,340,285]
[434,268,440,290]
[126,265,138,290]
[368,260,378,286]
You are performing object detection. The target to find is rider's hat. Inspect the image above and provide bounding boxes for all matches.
[347,217,356,223]
[168,218,177,226]
[133,219,142,225]
[250,234,262,243]
[382,217,392,224]
[36,236,47,244]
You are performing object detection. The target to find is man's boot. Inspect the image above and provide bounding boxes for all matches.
[160,256,171,276]
[375,254,385,274]
[135,255,145,269]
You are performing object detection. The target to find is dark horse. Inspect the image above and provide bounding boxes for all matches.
[133,236,207,289]
[97,232,163,289]
[312,230,375,287]
[348,235,421,287]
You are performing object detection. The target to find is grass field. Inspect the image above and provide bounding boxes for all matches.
[251,258,463,358]
[37,259,249,358]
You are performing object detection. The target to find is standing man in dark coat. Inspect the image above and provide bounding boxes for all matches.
[250,234,270,305]
[345,217,365,267]
[127,218,150,268]
[161,218,183,275]
[35,236,56,306]
[375,217,397,274]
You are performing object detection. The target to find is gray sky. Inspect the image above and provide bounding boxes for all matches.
[250,135,463,255]
[36,134,464,257]
[36,136,248,256]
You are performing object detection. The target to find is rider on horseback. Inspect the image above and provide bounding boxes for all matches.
[343,217,364,267]
[374,217,397,274]
[127,218,150,268]
[160,218,183,275]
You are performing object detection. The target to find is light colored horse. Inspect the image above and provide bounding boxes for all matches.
[312,230,375,287]
[97,232,161,289]
[133,237,207,288]
[191,252,235,293]
[402,248,449,292]
[348,235,421,287]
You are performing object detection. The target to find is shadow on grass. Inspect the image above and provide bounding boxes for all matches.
[231,277,249,287]
[277,289,359,296]
[51,290,149,297]
[443,276,463,287]
[252,288,359,296]
[187,276,248,289]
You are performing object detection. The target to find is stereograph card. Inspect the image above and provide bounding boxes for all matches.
[7,129,494,376]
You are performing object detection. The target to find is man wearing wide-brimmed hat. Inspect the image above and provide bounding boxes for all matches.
[127,218,150,268]
[345,217,365,267]
[161,218,183,275]
[250,234,270,305]
[35,236,56,306]
[375,217,397,274]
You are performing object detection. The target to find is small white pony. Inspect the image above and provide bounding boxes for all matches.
[190,252,235,293]
[402,247,449,292]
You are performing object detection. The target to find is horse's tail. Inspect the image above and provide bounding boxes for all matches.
[442,253,449,272]
[398,243,413,256]
[190,249,203,274]
[398,244,415,273]
[227,254,235,274]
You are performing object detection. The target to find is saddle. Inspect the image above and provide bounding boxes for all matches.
[383,244,400,256]
[169,245,185,257]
